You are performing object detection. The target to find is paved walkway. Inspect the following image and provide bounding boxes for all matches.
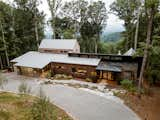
[2,73,140,120]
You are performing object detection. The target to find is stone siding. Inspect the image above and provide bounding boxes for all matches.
[51,62,96,79]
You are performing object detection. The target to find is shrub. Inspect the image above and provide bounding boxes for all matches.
[129,86,137,93]
[30,98,55,120]
[44,81,52,84]
[120,79,137,93]
[0,109,10,120]
[54,74,73,80]
[46,70,52,78]
[120,79,133,90]
[29,89,55,120]
[113,91,121,96]
[18,81,31,94]
[85,78,92,82]
[0,73,8,89]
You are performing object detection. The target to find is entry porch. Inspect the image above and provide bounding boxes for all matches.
[96,61,122,84]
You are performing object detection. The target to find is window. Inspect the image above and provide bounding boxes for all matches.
[56,66,62,69]
[72,67,76,72]
[60,50,68,53]
[77,69,87,73]
[63,51,68,53]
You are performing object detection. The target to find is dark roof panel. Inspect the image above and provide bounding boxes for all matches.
[96,62,122,72]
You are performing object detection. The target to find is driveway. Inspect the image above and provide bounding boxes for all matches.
[2,73,140,120]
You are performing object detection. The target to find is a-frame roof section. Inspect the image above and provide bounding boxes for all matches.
[39,39,78,50]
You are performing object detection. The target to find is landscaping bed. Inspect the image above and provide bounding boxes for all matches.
[0,92,73,120]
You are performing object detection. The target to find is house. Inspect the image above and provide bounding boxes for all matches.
[11,51,100,78]
[68,52,142,83]
[39,39,80,54]
[11,39,142,83]
[124,48,136,56]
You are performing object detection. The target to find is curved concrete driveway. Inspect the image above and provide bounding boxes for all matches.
[2,74,140,120]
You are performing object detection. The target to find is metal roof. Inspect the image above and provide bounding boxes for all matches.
[39,39,78,50]
[96,61,122,72]
[11,52,54,69]
[11,51,101,69]
[124,48,136,56]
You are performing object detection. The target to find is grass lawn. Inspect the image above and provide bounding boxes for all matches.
[0,92,72,120]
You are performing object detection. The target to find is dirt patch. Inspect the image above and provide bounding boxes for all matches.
[117,87,160,120]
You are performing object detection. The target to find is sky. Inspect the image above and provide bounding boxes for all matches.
[3,0,125,33]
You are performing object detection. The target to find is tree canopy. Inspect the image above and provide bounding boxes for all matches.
[0,0,45,69]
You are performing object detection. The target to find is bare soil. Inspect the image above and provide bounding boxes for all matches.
[117,87,160,120]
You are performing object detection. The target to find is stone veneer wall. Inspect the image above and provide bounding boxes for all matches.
[51,62,97,79]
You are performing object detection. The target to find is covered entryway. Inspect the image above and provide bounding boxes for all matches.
[96,61,122,84]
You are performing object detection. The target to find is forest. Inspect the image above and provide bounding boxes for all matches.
[0,0,160,87]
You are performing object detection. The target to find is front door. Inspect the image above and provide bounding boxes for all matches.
[103,71,114,81]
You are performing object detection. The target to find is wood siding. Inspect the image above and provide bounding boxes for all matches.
[39,48,74,54]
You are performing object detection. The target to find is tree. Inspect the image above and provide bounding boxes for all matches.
[138,0,159,90]
[32,0,41,48]
[47,0,62,39]
[0,0,45,69]
[14,0,45,52]
[61,0,107,53]
[54,17,75,39]
[110,0,141,50]
[80,21,95,52]
[0,2,11,67]
[134,5,141,50]
[110,0,160,87]
[0,19,10,67]
[87,1,107,53]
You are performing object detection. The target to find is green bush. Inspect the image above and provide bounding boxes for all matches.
[29,97,55,120]
[120,79,137,92]
[29,89,56,120]
[120,79,133,89]
[46,71,52,78]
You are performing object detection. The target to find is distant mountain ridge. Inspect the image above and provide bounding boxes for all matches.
[101,32,122,42]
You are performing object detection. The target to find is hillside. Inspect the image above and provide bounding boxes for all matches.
[101,32,122,42]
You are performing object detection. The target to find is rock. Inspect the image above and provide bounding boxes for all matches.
[81,84,89,88]
[106,91,114,96]
[104,89,109,93]
[63,84,68,86]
